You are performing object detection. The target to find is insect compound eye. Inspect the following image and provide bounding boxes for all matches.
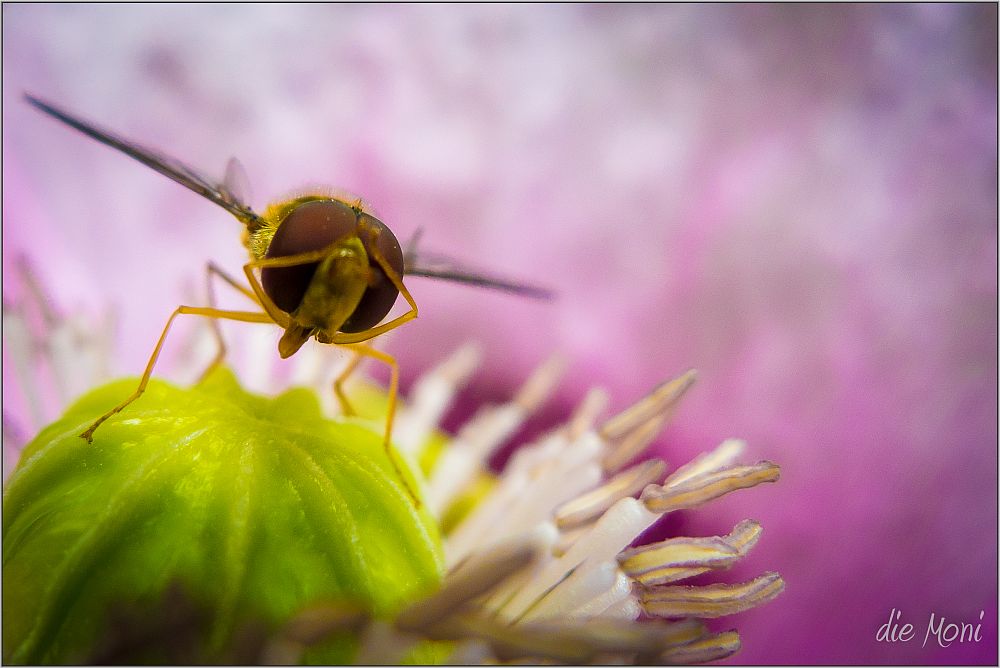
[261,199,358,314]
[339,213,404,333]
[261,199,405,333]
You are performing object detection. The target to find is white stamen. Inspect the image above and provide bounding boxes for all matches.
[566,388,610,440]
[425,355,564,510]
[513,354,567,411]
[445,467,532,567]
[664,438,745,487]
[497,460,603,550]
[505,429,601,478]
[599,370,697,441]
[48,313,114,405]
[520,559,618,623]
[572,569,634,618]
[555,458,668,530]
[597,595,642,621]
[497,498,660,622]
[445,428,604,566]
[353,620,416,665]
[478,522,559,612]
[553,523,592,556]
[448,526,550,585]
[394,342,481,454]
[3,306,48,430]
[602,412,669,473]
[426,403,526,516]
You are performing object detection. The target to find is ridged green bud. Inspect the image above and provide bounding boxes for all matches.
[3,368,443,664]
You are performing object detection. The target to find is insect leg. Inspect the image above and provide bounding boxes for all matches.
[332,350,363,417]
[200,262,264,381]
[341,343,419,507]
[328,234,419,344]
[209,261,261,305]
[241,244,351,329]
[81,306,275,443]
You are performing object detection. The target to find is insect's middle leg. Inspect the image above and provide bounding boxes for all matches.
[81,305,275,443]
[332,349,363,417]
[200,262,265,381]
[342,343,419,507]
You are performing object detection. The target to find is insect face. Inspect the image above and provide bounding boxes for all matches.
[260,198,405,334]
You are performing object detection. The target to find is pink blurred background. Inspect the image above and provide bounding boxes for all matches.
[3,5,996,664]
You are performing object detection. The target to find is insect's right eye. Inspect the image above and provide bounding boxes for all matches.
[261,199,358,313]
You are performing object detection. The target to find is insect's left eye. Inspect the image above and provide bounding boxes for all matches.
[260,199,404,331]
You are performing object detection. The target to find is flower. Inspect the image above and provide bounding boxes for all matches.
[5,6,997,664]
[4,261,782,664]
[376,353,784,665]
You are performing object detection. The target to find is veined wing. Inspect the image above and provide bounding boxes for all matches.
[24,93,261,227]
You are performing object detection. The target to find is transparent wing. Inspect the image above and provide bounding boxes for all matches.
[222,157,253,210]
[25,93,260,226]
[404,247,554,300]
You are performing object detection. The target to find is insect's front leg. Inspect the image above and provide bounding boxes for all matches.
[241,244,353,330]
[327,234,419,344]
[81,305,275,443]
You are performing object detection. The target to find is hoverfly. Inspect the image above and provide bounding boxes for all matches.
[25,94,551,503]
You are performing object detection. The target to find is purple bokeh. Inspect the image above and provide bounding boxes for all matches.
[3,5,996,664]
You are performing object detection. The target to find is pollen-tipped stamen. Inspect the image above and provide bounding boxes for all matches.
[554,458,668,530]
[619,519,763,586]
[396,537,542,632]
[659,629,742,664]
[599,369,697,442]
[641,461,781,514]
[640,571,786,618]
